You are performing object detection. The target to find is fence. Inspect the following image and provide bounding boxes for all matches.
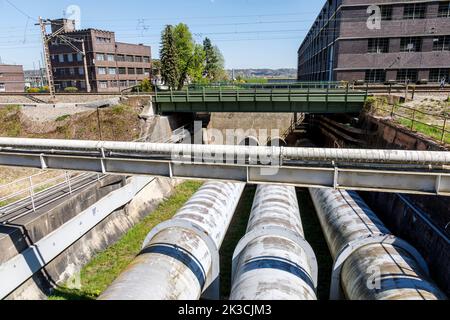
[374,102,449,144]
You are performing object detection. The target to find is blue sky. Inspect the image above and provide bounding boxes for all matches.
[0,0,323,70]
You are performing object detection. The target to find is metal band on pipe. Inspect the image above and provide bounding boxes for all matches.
[142,219,221,299]
[232,226,318,291]
[330,233,431,300]
[141,243,207,290]
[240,256,316,292]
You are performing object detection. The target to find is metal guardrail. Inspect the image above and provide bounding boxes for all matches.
[374,103,450,143]
[0,171,102,225]
[155,86,368,102]
[0,126,188,225]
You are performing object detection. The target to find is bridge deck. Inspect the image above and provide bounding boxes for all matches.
[154,88,368,113]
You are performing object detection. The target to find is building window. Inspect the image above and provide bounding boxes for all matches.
[136,68,144,75]
[107,54,115,62]
[144,68,150,76]
[433,36,450,51]
[128,68,136,75]
[125,55,134,62]
[96,37,111,43]
[69,68,75,75]
[135,56,143,63]
[368,38,389,53]
[67,54,73,62]
[58,54,64,63]
[429,69,450,82]
[365,70,386,83]
[400,37,422,52]
[143,57,150,63]
[119,80,128,87]
[77,53,83,62]
[0,83,5,92]
[380,5,393,21]
[99,81,108,89]
[397,69,418,83]
[118,67,127,75]
[79,67,85,75]
[116,55,125,62]
[98,67,107,75]
[108,68,117,75]
[80,81,86,89]
[60,69,66,76]
[96,53,105,61]
[438,2,450,18]
[404,3,426,19]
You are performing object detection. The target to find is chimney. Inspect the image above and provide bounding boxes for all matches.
[50,19,76,34]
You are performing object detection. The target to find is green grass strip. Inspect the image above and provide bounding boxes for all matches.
[49,181,203,300]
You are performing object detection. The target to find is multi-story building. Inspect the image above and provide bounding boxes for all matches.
[24,69,46,88]
[48,19,151,92]
[298,0,450,84]
[0,64,25,93]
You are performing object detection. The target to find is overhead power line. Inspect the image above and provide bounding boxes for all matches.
[4,0,37,21]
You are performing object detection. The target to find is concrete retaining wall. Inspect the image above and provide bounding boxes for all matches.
[361,192,450,296]
[4,177,178,300]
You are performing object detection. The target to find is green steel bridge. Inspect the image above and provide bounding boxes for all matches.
[153,83,369,114]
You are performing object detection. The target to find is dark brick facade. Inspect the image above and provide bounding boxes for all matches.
[298,0,450,83]
[0,64,25,93]
[48,20,151,93]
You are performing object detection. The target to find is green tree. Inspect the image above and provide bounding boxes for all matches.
[203,37,218,81]
[203,38,227,81]
[160,25,179,89]
[173,23,195,89]
[188,45,206,84]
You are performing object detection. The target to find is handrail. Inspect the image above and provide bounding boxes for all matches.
[374,103,449,143]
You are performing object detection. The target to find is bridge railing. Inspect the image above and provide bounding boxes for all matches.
[186,81,344,90]
[155,85,368,103]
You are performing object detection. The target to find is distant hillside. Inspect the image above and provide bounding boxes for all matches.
[227,69,297,79]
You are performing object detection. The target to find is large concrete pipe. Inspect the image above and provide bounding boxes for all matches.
[99,182,245,300]
[309,188,446,300]
[230,185,317,300]
[1,138,449,165]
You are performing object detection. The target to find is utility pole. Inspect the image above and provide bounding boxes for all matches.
[37,16,56,99]
[81,40,91,93]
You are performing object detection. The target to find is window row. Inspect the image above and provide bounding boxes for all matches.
[96,53,150,63]
[51,53,84,63]
[367,36,450,53]
[377,2,450,20]
[53,67,85,76]
[364,69,450,83]
[97,67,150,76]
[97,80,142,89]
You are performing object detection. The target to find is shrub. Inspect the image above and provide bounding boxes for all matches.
[26,87,40,93]
[132,78,153,93]
[64,87,78,93]
[40,86,49,93]
[56,114,70,122]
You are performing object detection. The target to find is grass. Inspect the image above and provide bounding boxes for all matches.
[297,189,333,300]
[397,118,450,144]
[55,115,71,122]
[48,181,203,300]
[0,105,22,137]
[219,186,256,298]
[111,104,128,115]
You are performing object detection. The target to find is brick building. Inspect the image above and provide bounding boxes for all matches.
[48,19,151,92]
[297,0,450,83]
[0,64,25,93]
